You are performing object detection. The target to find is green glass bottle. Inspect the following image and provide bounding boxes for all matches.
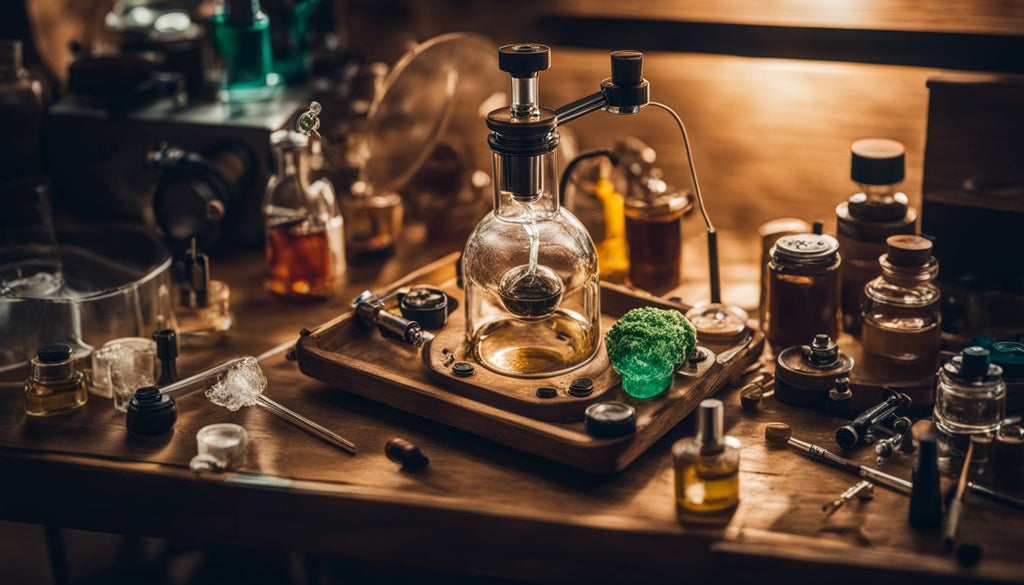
[211,0,280,103]
[275,0,321,83]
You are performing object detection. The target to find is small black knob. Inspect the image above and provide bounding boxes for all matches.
[610,50,643,86]
[154,329,178,361]
[498,44,550,78]
[37,344,72,364]
[961,346,990,379]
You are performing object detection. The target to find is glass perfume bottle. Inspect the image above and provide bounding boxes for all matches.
[210,0,280,103]
[861,235,941,384]
[836,139,916,334]
[934,347,1005,475]
[264,130,345,301]
[673,399,740,519]
[24,344,88,416]
[765,233,841,355]
[177,240,233,347]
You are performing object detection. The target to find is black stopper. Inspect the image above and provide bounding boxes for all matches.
[385,438,429,471]
[610,51,643,85]
[851,138,905,185]
[452,361,475,378]
[961,347,991,380]
[584,402,637,438]
[154,329,178,360]
[126,386,177,436]
[498,44,550,78]
[37,344,72,364]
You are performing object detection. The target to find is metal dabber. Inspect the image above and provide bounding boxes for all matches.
[353,290,434,347]
[835,388,911,450]
[823,480,874,516]
[765,422,912,495]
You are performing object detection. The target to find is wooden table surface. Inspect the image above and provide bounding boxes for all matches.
[1,225,1022,584]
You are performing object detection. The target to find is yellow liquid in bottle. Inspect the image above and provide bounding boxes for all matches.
[676,461,740,514]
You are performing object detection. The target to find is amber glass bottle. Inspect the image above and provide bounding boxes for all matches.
[673,399,740,519]
[836,139,916,334]
[765,234,841,355]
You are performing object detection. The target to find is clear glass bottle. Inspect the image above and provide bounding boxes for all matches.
[25,344,88,416]
[673,399,740,519]
[861,235,941,383]
[210,0,280,103]
[0,40,46,183]
[765,233,841,355]
[462,148,600,378]
[264,130,345,301]
[935,347,1005,475]
[340,181,403,260]
[836,139,916,334]
[177,240,233,347]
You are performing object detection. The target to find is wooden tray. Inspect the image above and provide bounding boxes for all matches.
[296,253,764,473]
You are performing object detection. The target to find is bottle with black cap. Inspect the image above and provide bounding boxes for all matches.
[24,344,88,416]
[836,138,917,334]
[672,399,740,518]
[934,347,1006,475]
[861,235,942,388]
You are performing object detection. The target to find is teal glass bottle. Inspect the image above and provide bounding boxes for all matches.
[275,0,321,83]
[211,0,280,103]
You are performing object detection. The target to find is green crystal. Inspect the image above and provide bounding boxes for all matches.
[605,307,697,399]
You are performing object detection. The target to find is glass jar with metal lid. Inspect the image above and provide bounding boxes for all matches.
[765,233,841,355]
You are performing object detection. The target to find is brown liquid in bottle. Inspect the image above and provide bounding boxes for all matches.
[624,206,684,291]
[265,219,333,300]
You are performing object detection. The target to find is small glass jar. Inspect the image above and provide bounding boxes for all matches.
[765,233,841,355]
[25,344,88,416]
[178,280,233,347]
[340,181,403,260]
[673,399,740,519]
[836,139,916,334]
[935,347,1006,475]
[264,130,345,301]
[861,235,941,384]
[623,189,688,292]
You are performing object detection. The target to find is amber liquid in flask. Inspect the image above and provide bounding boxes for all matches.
[265,218,334,300]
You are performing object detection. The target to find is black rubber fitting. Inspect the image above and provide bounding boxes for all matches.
[498,44,550,77]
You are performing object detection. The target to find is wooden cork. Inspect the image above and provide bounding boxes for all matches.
[765,422,792,445]
[886,235,933,267]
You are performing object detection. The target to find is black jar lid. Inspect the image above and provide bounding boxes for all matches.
[584,402,637,438]
[126,386,177,435]
[771,233,840,267]
[399,286,449,330]
[37,344,72,364]
[851,138,905,185]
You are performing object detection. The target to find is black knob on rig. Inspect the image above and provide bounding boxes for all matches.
[610,50,643,85]
[498,44,551,77]
[601,50,649,113]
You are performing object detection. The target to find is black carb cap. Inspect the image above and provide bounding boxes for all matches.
[946,346,1002,382]
[601,50,650,112]
[585,402,637,438]
[399,286,449,330]
[126,386,177,436]
[498,43,550,78]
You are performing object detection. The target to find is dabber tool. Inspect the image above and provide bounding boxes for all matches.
[765,422,912,495]
[823,480,875,516]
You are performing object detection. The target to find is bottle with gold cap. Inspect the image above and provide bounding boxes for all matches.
[672,399,740,519]
[836,139,917,334]
[861,235,941,383]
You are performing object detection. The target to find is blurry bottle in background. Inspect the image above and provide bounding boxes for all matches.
[562,151,628,281]
[264,130,345,301]
[0,40,46,183]
[836,139,916,335]
[210,0,280,103]
[340,180,402,261]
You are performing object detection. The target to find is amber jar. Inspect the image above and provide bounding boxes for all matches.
[765,234,841,355]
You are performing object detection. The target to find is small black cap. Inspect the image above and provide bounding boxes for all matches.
[961,347,991,379]
[585,402,637,438]
[153,329,178,360]
[399,286,449,330]
[536,387,557,399]
[610,51,643,86]
[851,138,905,185]
[498,44,550,78]
[37,344,71,363]
[568,377,595,397]
[126,387,177,436]
[452,361,476,378]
